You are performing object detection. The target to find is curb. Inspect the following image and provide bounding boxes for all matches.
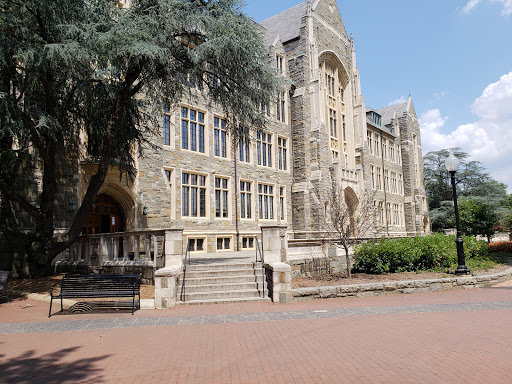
[293,267,512,301]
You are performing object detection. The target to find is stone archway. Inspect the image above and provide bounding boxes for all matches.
[84,194,124,235]
[344,187,359,236]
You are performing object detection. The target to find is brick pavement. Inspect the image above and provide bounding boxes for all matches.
[1,281,511,383]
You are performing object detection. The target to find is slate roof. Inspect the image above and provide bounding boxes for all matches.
[260,2,309,45]
[375,102,409,126]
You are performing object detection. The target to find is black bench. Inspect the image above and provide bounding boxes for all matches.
[49,274,141,317]
[0,270,12,302]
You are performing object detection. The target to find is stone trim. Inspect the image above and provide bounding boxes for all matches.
[293,267,512,301]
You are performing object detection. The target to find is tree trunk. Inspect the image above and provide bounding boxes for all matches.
[344,245,351,279]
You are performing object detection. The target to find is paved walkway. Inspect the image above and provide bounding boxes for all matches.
[1,281,512,383]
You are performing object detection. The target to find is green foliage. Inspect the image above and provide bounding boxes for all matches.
[458,199,499,242]
[353,234,489,274]
[423,149,508,232]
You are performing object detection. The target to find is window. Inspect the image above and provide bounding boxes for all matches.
[242,237,255,249]
[278,137,287,171]
[276,91,285,122]
[342,115,346,142]
[377,201,384,224]
[276,54,284,74]
[389,144,395,163]
[239,138,250,163]
[371,165,376,189]
[383,139,388,160]
[181,107,205,153]
[187,238,205,252]
[164,169,173,213]
[182,172,207,218]
[376,167,382,190]
[325,72,336,97]
[329,109,337,138]
[367,132,373,155]
[240,181,252,219]
[391,172,397,194]
[217,237,231,250]
[257,131,272,167]
[163,104,171,146]
[386,203,392,225]
[215,177,229,218]
[258,183,274,220]
[373,134,380,157]
[393,203,400,226]
[398,173,403,194]
[214,117,227,158]
[384,170,390,192]
[279,186,286,221]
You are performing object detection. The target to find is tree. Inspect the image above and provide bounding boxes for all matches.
[458,199,499,243]
[320,183,375,279]
[0,0,278,277]
[423,148,508,232]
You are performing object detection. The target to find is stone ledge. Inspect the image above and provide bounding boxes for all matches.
[292,267,512,301]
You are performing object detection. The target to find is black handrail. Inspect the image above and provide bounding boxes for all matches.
[255,236,265,298]
[180,243,191,302]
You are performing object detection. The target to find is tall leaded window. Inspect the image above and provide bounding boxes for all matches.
[329,109,337,138]
[278,137,287,171]
[257,131,272,167]
[276,54,283,74]
[367,131,373,155]
[214,117,227,158]
[240,181,252,219]
[182,172,206,218]
[279,186,286,221]
[276,91,285,122]
[239,138,250,163]
[215,177,229,218]
[258,184,274,220]
[181,107,205,153]
[163,104,171,146]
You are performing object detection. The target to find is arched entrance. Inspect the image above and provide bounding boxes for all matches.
[344,187,359,236]
[83,194,124,235]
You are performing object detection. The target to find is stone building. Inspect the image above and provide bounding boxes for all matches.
[59,0,430,261]
[80,1,428,247]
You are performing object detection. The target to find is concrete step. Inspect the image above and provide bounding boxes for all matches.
[184,268,260,278]
[178,274,265,286]
[176,296,271,306]
[177,282,266,293]
[180,288,267,301]
[186,262,263,271]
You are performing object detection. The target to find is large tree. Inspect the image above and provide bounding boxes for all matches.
[423,149,508,232]
[0,0,278,276]
[458,199,498,243]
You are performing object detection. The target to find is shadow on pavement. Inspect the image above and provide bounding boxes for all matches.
[0,345,110,383]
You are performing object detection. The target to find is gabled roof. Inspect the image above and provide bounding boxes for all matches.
[375,102,408,127]
[260,2,308,45]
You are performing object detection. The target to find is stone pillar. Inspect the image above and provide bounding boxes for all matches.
[154,265,180,309]
[265,262,292,303]
[98,235,109,265]
[164,229,184,267]
[261,225,288,263]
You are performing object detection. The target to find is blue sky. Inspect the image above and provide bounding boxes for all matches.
[243,0,512,193]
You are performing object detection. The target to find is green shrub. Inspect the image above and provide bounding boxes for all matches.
[489,241,512,254]
[353,234,489,274]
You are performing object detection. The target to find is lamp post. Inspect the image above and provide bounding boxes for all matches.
[445,152,471,275]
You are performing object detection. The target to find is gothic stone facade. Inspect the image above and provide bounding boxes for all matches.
[78,0,429,253]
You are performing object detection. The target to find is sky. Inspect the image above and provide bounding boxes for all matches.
[243,0,512,193]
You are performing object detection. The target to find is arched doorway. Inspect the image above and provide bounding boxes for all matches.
[83,194,124,235]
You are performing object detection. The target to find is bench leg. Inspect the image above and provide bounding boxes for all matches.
[49,298,53,318]
[60,296,63,312]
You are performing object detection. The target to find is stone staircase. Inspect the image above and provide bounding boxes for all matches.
[177,261,270,305]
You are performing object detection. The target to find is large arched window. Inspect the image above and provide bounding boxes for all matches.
[319,52,349,165]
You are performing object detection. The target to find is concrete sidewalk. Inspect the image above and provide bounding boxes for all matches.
[1,280,512,383]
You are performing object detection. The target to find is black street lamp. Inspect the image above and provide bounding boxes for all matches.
[445,152,471,275]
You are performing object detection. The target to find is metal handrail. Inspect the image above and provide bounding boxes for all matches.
[180,243,191,302]
[255,236,265,298]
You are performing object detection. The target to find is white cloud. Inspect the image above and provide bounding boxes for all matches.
[463,0,512,15]
[420,72,512,192]
[463,0,481,13]
[387,96,407,106]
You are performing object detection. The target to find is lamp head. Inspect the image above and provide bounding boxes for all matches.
[445,151,460,173]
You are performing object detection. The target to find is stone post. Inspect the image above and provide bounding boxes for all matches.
[154,265,180,309]
[265,262,292,303]
[261,225,289,263]
[154,229,184,309]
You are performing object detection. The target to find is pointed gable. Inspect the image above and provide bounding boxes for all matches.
[311,0,348,40]
[260,2,308,45]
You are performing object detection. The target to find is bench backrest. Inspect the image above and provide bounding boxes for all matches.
[61,274,141,294]
[0,271,12,289]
